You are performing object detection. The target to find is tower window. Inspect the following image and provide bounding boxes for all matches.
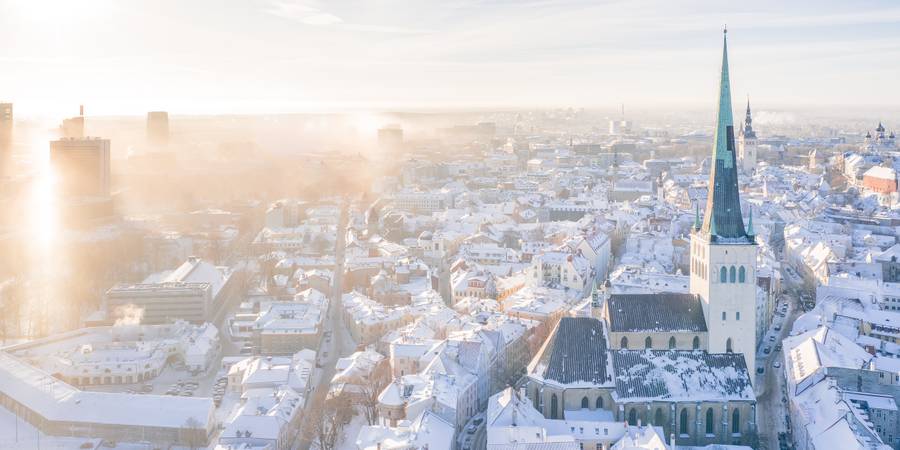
[581,396,589,409]
[738,266,746,283]
[692,336,700,350]
[720,267,727,283]
[729,266,736,283]
[620,336,628,349]
[645,336,652,349]
[736,311,740,320]
[726,338,733,353]
[679,409,689,435]
[706,408,715,435]
[722,311,726,321]
[669,336,676,349]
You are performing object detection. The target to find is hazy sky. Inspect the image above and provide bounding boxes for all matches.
[2,0,899,116]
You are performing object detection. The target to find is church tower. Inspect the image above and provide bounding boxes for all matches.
[690,29,758,376]
[737,97,757,174]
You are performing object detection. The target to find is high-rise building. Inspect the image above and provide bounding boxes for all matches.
[690,29,758,376]
[50,137,111,198]
[0,103,12,177]
[737,98,757,174]
[146,111,170,148]
[0,103,11,133]
[60,105,85,139]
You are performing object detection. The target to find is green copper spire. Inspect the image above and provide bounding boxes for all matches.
[700,27,750,242]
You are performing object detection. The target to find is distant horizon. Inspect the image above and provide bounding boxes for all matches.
[3,0,900,118]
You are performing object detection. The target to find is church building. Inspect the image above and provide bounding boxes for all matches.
[522,30,759,449]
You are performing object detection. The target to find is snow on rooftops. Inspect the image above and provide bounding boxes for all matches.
[165,256,232,299]
[783,326,873,390]
[355,410,453,450]
[0,351,214,430]
[612,350,754,402]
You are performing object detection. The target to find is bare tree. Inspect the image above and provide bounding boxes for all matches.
[304,395,353,450]
[181,416,204,450]
[356,359,391,425]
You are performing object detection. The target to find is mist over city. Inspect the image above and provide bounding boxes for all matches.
[1,1,900,450]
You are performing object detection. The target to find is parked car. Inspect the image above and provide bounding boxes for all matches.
[764,347,771,354]
[756,367,765,374]
[773,361,781,368]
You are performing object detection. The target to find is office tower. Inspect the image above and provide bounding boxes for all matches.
[0,103,12,178]
[60,105,85,139]
[50,137,111,198]
[147,111,170,147]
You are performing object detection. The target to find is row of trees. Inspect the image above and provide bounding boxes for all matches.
[303,358,392,450]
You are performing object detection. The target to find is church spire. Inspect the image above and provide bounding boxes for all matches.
[700,27,750,242]
[743,96,756,139]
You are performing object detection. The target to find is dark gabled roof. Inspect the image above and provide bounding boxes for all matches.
[612,350,753,401]
[607,293,707,333]
[534,317,610,385]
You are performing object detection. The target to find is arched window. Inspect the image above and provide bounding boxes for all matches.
[726,338,733,353]
[722,311,727,321]
[628,408,637,426]
[720,267,727,283]
[534,388,540,411]
[669,336,676,349]
[621,336,628,349]
[645,336,652,349]
[705,408,715,435]
[595,397,603,409]
[692,336,700,350]
[550,394,558,419]
[738,266,746,283]
[679,409,689,435]
[654,408,665,426]
[581,396,589,409]
[732,409,740,435]
[729,266,736,283]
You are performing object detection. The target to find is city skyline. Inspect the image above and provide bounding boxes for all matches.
[2,0,900,117]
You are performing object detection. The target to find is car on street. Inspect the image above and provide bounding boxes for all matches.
[756,367,765,374]
[764,347,771,354]
[775,344,782,352]
[773,361,781,368]
[466,424,477,434]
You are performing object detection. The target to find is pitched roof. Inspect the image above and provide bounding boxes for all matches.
[532,317,611,386]
[612,350,754,402]
[607,293,707,332]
